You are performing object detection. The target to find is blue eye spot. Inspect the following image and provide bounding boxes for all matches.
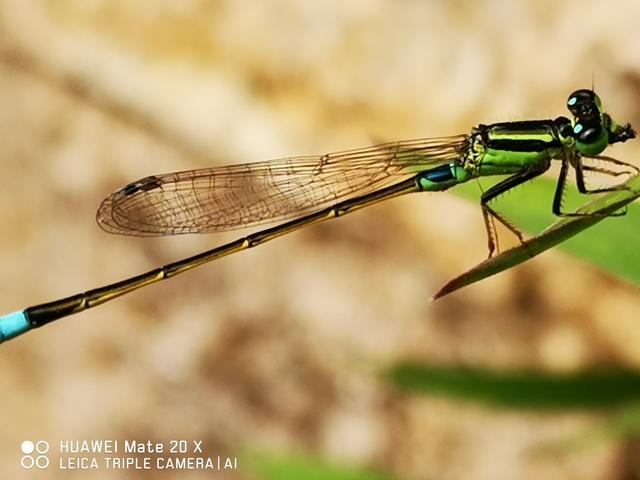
[573,123,583,134]
[568,97,577,106]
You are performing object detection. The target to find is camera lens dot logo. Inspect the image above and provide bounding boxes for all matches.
[20,440,49,469]
[20,441,34,454]
[36,441,50,454]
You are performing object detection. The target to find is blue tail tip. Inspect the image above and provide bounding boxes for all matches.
[0,310,30,343]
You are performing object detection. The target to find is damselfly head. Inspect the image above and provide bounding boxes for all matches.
[567,89,634,156]
[567,89,601,120]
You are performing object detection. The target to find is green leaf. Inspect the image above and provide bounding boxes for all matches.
[385,363,640,410]
[434,175,640,299]
[543,403,640,454]
[243,451,396,480]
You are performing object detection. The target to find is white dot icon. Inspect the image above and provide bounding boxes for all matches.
[20,441,34,454]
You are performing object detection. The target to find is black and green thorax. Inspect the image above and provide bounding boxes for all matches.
[460,118,570,179]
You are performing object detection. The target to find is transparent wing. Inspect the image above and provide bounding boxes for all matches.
[97,135,468,236]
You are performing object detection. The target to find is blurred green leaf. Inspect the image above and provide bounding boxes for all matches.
[585,402,640,444]
[386,363,640,410]
[541,403,640,454]
[436,175,640,298]
[243,451,396,480]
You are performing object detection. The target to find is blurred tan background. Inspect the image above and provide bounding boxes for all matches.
[1,1,640,479]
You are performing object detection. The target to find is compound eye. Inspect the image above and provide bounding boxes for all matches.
[567,89,599,119]
[574,123,602,144]
[568,89,595,105]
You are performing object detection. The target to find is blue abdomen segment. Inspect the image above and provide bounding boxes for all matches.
[417,164,466,192]
[0,310,30,343]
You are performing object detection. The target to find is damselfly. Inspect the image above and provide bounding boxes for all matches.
[0,89,636,343]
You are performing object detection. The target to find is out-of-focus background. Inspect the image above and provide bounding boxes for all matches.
[1,1,640,479]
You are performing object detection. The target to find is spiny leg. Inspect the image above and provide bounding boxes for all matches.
[582,155,638,217]
[580,165,635,208]
[481,167,548,257]
[553,154,621,216]
[591,154,639,174]
[574,154,639,194]
[583,165,628,177]
[555,153,634,217]
[552,155,571,216]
